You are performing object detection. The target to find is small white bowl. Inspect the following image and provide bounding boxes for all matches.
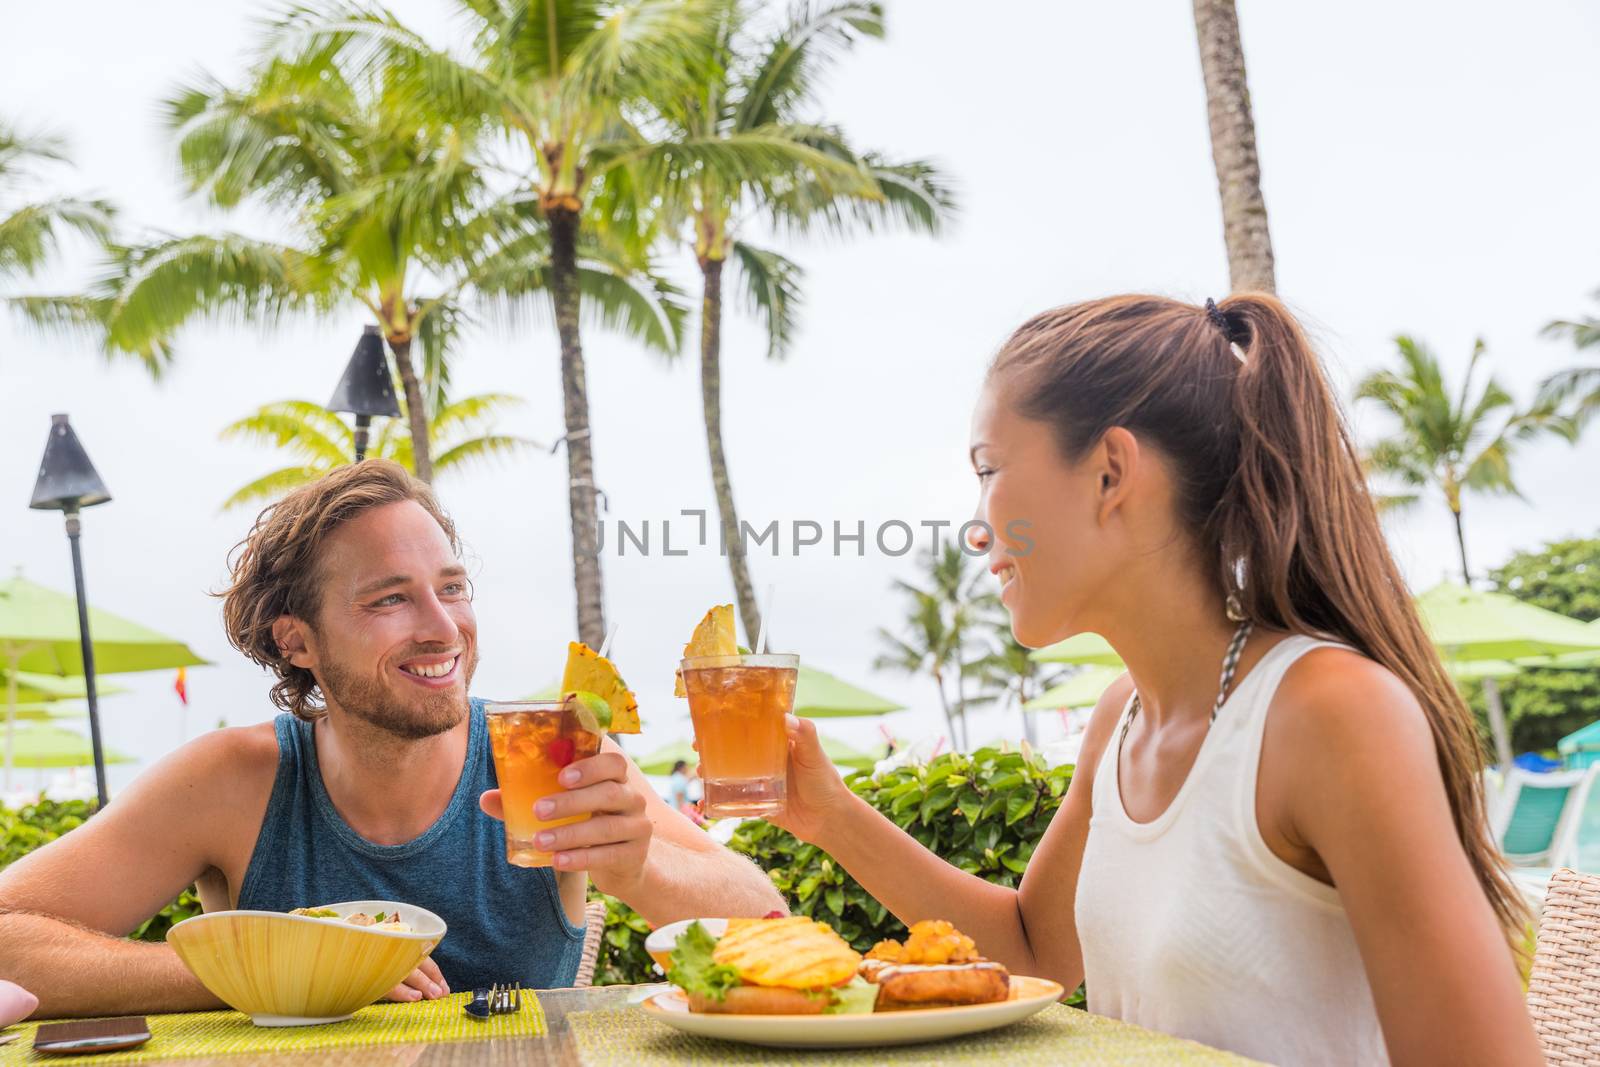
[169,900,446,1027]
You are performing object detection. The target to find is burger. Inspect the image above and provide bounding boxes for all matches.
[860,920,1010,1010]
[667,917,876,1015]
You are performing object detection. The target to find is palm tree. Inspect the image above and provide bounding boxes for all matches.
[1192,0,1275,293]
[220,391,536,510]
[266,0,736,646]
[1355,336,1575,583]
[969,631,1064,745]
[1540,292,1600,429]
[656,0,955,645]
[875,545,995,750]
[30,56,497,480]
[0,121,113,319]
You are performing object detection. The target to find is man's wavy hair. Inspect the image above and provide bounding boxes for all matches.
[219,460,459,721]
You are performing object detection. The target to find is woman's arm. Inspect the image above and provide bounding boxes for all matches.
[770,677,1131,987]
[1272,651,1541,1067]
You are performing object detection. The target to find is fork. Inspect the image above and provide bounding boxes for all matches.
[493,983,522,1015]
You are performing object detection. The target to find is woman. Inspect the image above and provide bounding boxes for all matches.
[774,294,1539,1065]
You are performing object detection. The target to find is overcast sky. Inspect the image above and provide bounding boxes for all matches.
[3,0,1598,793]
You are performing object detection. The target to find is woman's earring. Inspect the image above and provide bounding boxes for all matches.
[1225,592,1246,622]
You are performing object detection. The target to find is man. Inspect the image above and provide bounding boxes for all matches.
[0,462,783,1016]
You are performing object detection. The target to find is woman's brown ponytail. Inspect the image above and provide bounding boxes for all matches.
[992,292,1528,948]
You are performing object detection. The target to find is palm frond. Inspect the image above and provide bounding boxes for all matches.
[1373,491,1422,514]
[430,391,526,435]
[88,234,331,370]
[218,401,354,463]
[729,240,802,360]
[4,292,113,342]
[163,62,361,211]
[415,296,472,413]
[593,128,873,205]
[0,197,115,281]
[0,124,69,180]
[433,433,538,474]
[563,0,720,111]
[733,2,885,132]
[264,1,532,131]
[473,236,686,355]
[220,465,334,511]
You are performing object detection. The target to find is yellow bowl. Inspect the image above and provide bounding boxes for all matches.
[168,900,446,1027]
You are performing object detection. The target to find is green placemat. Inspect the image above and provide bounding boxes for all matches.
[568,1004,1260,1065]
[0,992,545,1065]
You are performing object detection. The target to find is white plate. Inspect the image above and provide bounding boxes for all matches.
[640,975,1064,1049]
[643,917,729,972]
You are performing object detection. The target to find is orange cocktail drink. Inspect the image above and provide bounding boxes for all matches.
[680,653,799,818]
[484,699,603,867]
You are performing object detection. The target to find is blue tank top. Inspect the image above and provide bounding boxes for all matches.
[236,698,585,990]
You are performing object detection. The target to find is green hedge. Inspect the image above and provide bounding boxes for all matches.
[727,745,1070,951]
[0,798,199,941]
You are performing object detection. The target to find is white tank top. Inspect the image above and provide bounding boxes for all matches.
[1075,635,1389,1066]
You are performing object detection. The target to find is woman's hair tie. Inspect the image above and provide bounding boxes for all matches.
[1204,297,1247,364]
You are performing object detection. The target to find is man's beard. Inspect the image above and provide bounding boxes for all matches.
[316,646,478,740]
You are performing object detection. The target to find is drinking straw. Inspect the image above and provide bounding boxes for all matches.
[598,623,619,660]
[755,584,776,655]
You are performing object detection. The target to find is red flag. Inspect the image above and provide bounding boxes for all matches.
[174,667,189,706]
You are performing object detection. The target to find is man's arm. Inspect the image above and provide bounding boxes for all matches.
[0,728,272,1017]
[481,738,784,925]
[593,743,784,924]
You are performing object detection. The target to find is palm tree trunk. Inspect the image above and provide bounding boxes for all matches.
[699,258,764,646]
[931,666,958,752]
[955,665,970,751]
[548,206,606,649]
[1452,505,1471,585]
[387,335,433,483]
[1193,0,1276,293]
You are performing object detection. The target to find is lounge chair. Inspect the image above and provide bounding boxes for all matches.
[1491,766,1600,909]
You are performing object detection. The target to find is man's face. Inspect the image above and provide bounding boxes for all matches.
[277,501,478,739]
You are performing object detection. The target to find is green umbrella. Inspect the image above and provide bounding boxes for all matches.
[817,734,880,771]
[0,577,209,676]
[8,722,134,769]
[1417,582,1600,661]
[1416,581,1600,774]
[0,576,207,789]
[3,701,87,722]
[792,665,904,718]
[1445,660,1522,682]
[0,669,126,704]
[1028,632,1125,667]
[1024,665,1126,711]
[634,739,697,777]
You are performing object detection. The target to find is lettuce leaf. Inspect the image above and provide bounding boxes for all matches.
[823,976,878,1015]
[667,922,741,1002]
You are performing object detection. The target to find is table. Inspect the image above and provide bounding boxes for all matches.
[4,986,1258,1066]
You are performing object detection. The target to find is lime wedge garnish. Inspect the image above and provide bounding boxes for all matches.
[566,690,613,733]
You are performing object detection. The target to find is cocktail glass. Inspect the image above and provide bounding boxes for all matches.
[680,653,799,818]
[484,698,603,867]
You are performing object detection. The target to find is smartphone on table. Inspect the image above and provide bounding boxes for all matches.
[32,1017,151,1055]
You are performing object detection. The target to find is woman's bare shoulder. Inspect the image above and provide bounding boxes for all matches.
[1272,644,1439,786]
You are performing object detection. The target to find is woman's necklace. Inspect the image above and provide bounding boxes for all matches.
[1118,620,1253,750]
